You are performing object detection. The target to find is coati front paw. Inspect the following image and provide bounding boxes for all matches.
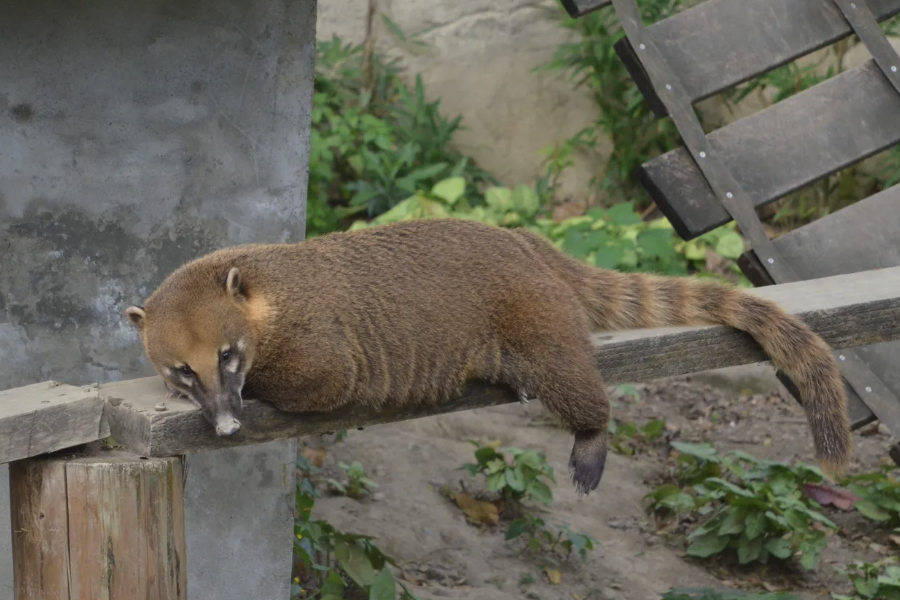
[568,430,608,497]
[518,390,539,404]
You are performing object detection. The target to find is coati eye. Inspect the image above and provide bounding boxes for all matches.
[177,365,193,377]
[221,349,232,362]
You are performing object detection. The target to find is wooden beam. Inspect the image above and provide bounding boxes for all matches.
[10,450,187,599]
[95,266,900,457]
[0,381,108,465]
[560,0,610,18]
[639,60,900,240]
[614,0,900,119]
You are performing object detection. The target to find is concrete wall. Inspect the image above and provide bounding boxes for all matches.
[0,0,315,597]
[317,0,607,198]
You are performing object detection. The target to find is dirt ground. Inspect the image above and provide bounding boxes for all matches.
[301,364,898,600]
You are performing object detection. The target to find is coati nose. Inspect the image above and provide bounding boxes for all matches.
[215,417,241,436]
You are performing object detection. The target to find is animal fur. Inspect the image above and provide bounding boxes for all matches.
[125,218,851,495]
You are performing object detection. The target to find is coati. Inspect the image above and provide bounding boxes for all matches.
[124,218,851,495]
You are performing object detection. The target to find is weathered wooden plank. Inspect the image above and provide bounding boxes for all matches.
[0,382,108,465]
[11,451,187,600]
[10,460,70,599]
[98,266,900,457]
[560,0,610,18]
[639,60,900,240]
[738,187,900,430]
[615,0,900,119]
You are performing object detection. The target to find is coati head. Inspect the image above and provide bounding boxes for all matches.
[125,266,262,437]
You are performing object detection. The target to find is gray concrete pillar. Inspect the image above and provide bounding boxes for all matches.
[0,0,317,597]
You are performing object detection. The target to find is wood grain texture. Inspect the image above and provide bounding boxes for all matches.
[0,381,108,465]
[97,266,900,457]
[639,60,900,239]
[10,451,187,600]
[616,0,900,118]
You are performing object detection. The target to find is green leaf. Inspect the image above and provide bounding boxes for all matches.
[641,419,667,441]
[744,511,766,541]
[593,245,624,269]
[484,187,513,212]
[430,177,467,205]
[717,507,747,536]
[856,500,894,521]
[369,567,397,600]
[685,531,730,557]
[321,570,346,600]
[636,228,675,258]
[511,185,540,216]
[487,471,507,493]
[737,532,763,564]
[670,442,720,462]
[764,537,793,560]
[714,231,745,259]
[335,540,378,587]
[605,202,642,225]
[526,479,554,505]
[505,519,530,540]
[505,466,526,492]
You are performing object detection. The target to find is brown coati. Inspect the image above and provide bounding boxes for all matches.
[124,218,851,495]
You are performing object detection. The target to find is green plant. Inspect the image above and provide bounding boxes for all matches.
[460,441,556,506]
[307,35,496,237]
[326,461,379,499]
[540,0,688,208]
[294,455,418,599]
[841,465,900,525]
[833,557,900,600]
[351,176,751,285]
[661,589,800,600]
[505,515,598,562]
[647,443,838,570]
[608,418,667,456]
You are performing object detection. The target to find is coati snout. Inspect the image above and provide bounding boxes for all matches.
[125,267,258,438]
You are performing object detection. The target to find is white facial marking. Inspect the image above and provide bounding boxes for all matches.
[236,338,247,351]
[225,358,240,373]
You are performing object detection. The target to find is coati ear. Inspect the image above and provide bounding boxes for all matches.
[225,267,245,299]
[125,306,146,329]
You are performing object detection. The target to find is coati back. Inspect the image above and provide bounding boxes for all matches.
[125,218,851,495]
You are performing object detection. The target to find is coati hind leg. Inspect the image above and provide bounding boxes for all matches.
[498,301,612,496]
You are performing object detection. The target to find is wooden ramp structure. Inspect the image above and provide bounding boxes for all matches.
[563,0,900,460]
[3,0,900,597]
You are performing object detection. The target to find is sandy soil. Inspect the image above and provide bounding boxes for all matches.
[299,365,898,600]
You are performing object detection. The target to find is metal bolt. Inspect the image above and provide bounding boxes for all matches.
[866,386,873,393]
[767,257,775,264]
[839,355,846,361]
[726,192,733,198]
[699,151,706,158]
[639,43,646,50]
[665,84,672,90]
[892,65,898,72]
[850,2,856,7]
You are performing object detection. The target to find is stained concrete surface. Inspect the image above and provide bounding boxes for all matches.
[0,0,317,597]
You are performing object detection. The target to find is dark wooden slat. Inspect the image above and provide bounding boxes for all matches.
[95,266,900,457]
[614,0,900,119]
[560,0,610,18]
[739,187,900,430]
[639,60,900,240]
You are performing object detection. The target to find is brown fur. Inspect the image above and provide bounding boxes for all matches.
[125,219,851,495]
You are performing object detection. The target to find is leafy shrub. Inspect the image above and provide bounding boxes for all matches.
[833,557,900,600]
[307,35,496,237]
[647,443,838,570]
[608,418,667,456]
[460,441,555,506]
[505,515,598,562]
[294,454,418,599]
[350,176,751,284]
[841,465,900,526]
[326,461,379,499]
[661,590,800,600]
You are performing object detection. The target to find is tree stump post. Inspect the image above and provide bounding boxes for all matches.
[10,450,187,600]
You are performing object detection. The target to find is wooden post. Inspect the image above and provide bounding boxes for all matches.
[10,450,187,600]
